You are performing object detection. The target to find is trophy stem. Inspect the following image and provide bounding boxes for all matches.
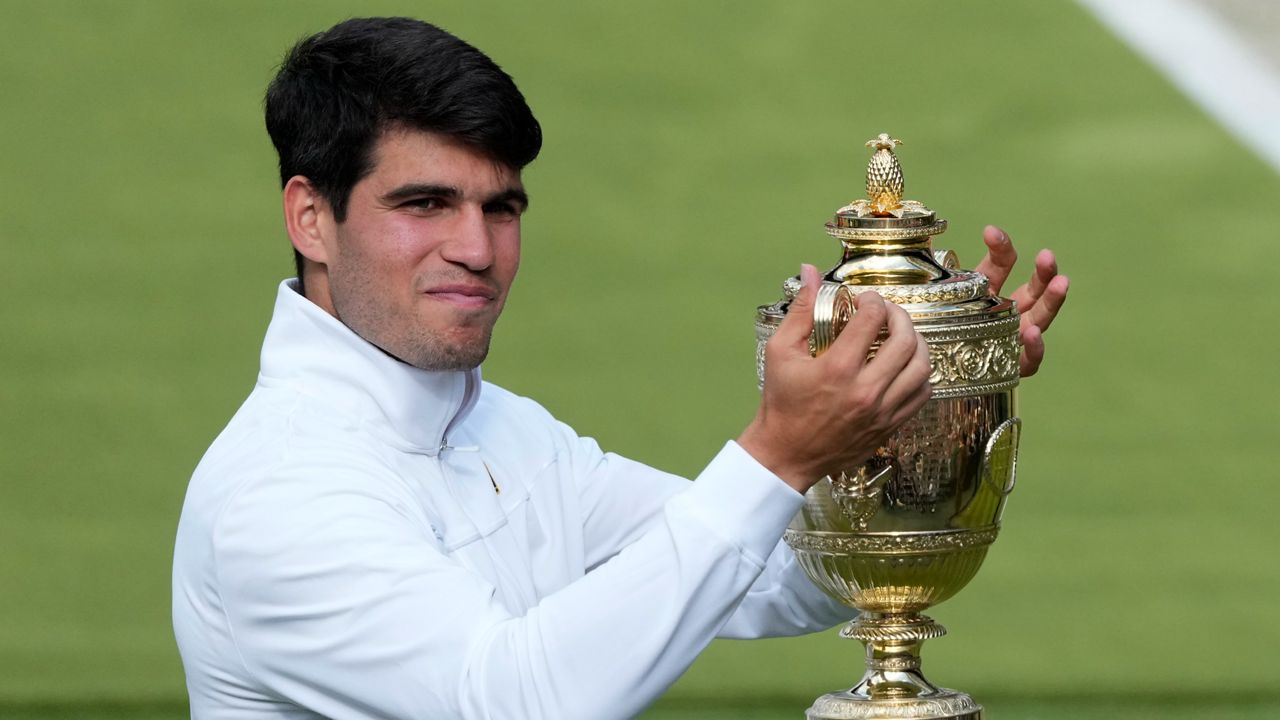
[843,612,946,700]
[804,613,982,720]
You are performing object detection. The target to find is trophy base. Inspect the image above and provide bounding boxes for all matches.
[805,689,982,720]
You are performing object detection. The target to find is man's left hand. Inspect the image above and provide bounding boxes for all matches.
[974,225,1070,378]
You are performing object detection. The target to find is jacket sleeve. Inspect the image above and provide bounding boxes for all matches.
[716,534,856,638]
[213,442,803,720]
[559,426,854,640]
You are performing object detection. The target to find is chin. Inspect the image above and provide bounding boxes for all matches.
[400,335,491,372]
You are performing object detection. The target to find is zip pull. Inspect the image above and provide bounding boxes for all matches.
[437,439,495,494]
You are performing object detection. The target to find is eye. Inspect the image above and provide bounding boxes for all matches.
[401,196,446,212]
[483,201,524,220]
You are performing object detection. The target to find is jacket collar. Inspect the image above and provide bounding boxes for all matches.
[258,280,480,454]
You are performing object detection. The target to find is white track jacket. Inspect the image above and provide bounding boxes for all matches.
[173,280,850,720]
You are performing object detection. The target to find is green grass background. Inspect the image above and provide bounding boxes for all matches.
[3,0,1278,717]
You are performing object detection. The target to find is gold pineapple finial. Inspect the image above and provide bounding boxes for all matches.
[865,133,904,213]
[841,132,930,219]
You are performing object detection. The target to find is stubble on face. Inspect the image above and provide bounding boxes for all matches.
[331,260,503,371]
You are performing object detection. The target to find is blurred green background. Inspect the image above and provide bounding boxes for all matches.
[3,0,1278,717]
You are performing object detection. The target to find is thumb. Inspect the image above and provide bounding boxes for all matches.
[773,264,821,349]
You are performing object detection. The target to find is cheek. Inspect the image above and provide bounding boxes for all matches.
[496,228,522,283]
[337,222,421,282]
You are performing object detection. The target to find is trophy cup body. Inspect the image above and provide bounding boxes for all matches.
[755,135,1021,720]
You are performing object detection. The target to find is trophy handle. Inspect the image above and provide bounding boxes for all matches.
[981,417,1021,522]
[982,417,1020,495]
[932,248,960,270]
[950,417,1020,529]
[811,282,856,357]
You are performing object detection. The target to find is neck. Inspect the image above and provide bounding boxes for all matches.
[300,263,338,318]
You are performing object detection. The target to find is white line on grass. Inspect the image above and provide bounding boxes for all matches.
[1077,0,1280,175]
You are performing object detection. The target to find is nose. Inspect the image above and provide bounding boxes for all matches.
[440,206,495,272]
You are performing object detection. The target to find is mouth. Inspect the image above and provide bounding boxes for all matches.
[422,283,499,309]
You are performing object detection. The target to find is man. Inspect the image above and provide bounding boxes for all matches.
[173,17,1068,720]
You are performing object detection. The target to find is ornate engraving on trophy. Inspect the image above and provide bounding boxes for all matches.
[831,464,891,531]
[930,333,1020,387]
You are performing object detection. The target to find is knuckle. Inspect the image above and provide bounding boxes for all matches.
[869,300,889,324]
[917,368,934,392]
[857,294,886,319]
[890,337,912,356]
[912,351,933,377]
[848,385,880,415]
[830,356,863,383]
[881,338,911,363]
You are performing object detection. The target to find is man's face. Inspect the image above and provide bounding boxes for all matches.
[317,128,526,371]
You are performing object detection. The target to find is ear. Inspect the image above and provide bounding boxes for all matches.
[282,176,335,266]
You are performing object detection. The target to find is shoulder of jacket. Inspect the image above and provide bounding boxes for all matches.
[475,381,562,426]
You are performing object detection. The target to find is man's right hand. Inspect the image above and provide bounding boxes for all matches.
[737,264,933,495]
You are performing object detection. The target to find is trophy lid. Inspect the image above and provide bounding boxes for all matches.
[812,133,1011,323]
[830,133,947,241]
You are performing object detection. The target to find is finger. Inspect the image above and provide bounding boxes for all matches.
[1028,249,1058,299]
[886,375,932,430]
[1023,274,1069,333]
[1020,324,1045,378]
[858,301,919,387]
[1010,249,1058,310]
[881,330,931,412]
[825,290,888,362]
[772,264,822,351]
[974,225,1017,295]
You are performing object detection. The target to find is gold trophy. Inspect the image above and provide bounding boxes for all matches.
[755,134,1022,720]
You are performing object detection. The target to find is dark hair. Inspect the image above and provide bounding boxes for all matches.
[265,17,542,283]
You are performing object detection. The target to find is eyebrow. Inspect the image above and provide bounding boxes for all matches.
[488,187,530,211]
[380,183,529,211]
